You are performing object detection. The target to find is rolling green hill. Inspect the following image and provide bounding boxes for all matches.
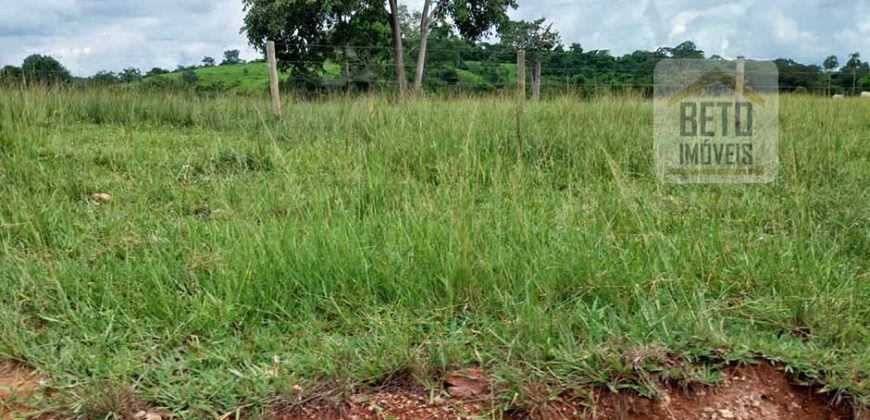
[144,61,518,93]
[147,62,287,93]
[146,62,352,93]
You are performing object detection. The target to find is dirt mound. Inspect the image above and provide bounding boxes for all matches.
[278,364,853,420]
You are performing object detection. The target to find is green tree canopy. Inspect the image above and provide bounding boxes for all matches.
[146,67,170,77]
[823,55,839,72]
[119,67,143,83]
[21,54,71,84]
[0,65,22,85]
[222,50,243,65]
[182,69,198,84]
[443,0,516,40]
[241,0,390,82]
[846,52,861,69]
[498,18,561,59]
[657,41,704,59]
[90,71,119,85]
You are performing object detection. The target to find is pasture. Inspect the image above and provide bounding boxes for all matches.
[0,89,868,417]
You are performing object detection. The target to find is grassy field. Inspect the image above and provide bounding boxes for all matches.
[0,88,868,417]
[148,63,291,93]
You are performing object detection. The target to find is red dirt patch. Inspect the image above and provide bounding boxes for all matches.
[277,386,490,420]
[0,362,40,419]
[277,364,854,420]
[573,364,850,420]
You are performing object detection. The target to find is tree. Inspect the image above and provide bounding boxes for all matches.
[0,65,22,86]
[202,56,216,67]
[498,18,560,100]
[823,55,839,72]
[243,0,334,77]
[21,54,71,84]
[388,0,407,92]
[182,69,199,85]
[774,59,824,93]
[670,41,704,58]
[119,67,142,83]
[846,52,861,95]
[242,0,391,92]
[823,55,838,96]
[146,67,170,77]
[656,41,704,59]
[412,0,437,93]
[329,0,393,95]
[412,0,517,93]
[222,50,243,65]
[90,71,119,85]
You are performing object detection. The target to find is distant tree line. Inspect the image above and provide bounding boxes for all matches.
[1,29,867,96]
[0,49,247,90]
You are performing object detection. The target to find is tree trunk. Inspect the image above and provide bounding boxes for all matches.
[343,45,351,98]
[413,0,433,94]
[532,60,542,101]
[388,0,407,93]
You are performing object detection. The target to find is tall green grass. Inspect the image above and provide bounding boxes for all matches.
[0,87,868,417]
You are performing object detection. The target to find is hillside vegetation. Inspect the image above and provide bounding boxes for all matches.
[146,62,285,93]
[144,60,515,94]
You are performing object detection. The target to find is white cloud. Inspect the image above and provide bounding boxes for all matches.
[774,13,816,45]
[0,0,259,75]
[509,0,864,63]
[669,10,702,38]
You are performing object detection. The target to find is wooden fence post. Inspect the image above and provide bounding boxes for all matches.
[266,40,282,119]
[735,55,745,130]
[517,50,526,101]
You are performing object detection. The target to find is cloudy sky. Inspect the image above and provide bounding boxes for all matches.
[1,0,867,76]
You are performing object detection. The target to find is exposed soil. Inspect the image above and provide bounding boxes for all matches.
[277,387,491,420]
[0,362,41,419]
[277,364,856,420]
[2,362,858,419]
[572,364,852,420]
